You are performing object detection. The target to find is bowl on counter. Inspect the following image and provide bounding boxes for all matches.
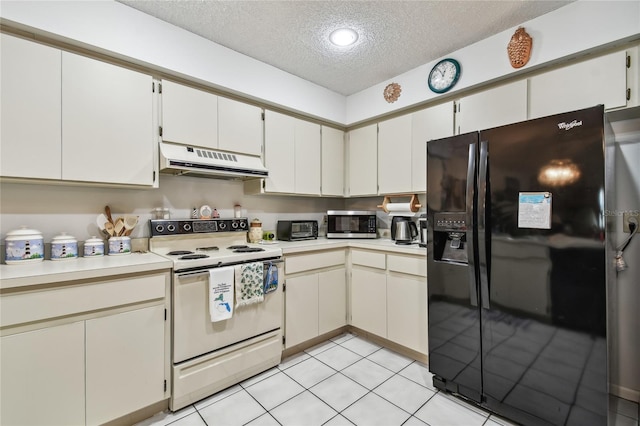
[4,227,45,264]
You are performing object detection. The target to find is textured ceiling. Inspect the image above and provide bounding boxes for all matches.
[116,0,573,96]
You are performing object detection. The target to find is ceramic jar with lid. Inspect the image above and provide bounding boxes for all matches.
[248,219,262,243]
[108,236,131,255]
[51,233,78,260]
[84,236,105,257]
[4,227,44,264]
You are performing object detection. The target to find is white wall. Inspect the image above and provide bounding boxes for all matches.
[0,175,344,243]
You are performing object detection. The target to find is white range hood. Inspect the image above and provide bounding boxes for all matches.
[159,142,268,180]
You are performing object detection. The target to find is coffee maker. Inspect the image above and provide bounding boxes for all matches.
[418,214,427,247]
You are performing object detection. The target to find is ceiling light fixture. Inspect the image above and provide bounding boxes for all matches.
[329,28,358,47]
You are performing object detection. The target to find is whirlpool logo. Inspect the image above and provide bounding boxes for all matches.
[557,119,583,130]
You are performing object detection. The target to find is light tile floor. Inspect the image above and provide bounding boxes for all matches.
[137,333,639,426]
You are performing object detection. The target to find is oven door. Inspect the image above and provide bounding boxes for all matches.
[173,261,283,364]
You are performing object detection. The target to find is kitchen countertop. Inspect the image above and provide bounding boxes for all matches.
[270,237,427,256]
[0,252,173,290]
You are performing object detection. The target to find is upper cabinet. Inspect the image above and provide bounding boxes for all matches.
[321,126,345,196]
[456,80,528,134]
[1,34,61,180]
[529,50,629,119]
[347,124,378,196]
[251,110,320,195]
[411,102,455,193]
[378,115,412,195]
[161,81,264,156]
[218,97,263,156]
[0,34,156,187]
[61,52,155,186]
[161,80,218,150]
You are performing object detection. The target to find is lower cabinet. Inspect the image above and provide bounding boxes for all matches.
[0,271,170,426]
[283,249,347,349]
[350,249,428,355]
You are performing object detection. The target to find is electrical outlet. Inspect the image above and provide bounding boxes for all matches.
[623,212,639,233]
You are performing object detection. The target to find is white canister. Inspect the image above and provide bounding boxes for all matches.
[4,227,44,264]
[249,219,263,243]
[51,233,78,260]
[108,236,131,255]
[84,236,105,257]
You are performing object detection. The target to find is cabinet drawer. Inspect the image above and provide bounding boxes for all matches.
[351,250,386,269]
[388,254,426,277]
[1,273,166,327]
[285,250,345,274]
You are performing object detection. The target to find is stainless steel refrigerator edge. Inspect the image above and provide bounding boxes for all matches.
[426,105,615,426]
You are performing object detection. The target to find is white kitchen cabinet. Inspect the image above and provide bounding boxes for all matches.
[161,80,218,150]
[529,50,629,119]
[0,321,85,426]
[0,34,62,180]
[0,271,171,426]
[456,80,528,134]
[318,268,347,335]
[387,274,428,354]
[321,126,345,196]
[86,305,166,426]
[411,102,455,192]
[218,97,263,156]
[285,274,320,348]
[347,124,378,196]
[62,52,155,186]
[351,267,387,338]
[258,110,320,195]
[378,115,412,194]
[284,249,347,349]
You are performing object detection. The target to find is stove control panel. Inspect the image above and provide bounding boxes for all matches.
[150,218,248,236]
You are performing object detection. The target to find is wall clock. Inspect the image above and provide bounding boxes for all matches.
[428,58,461,94]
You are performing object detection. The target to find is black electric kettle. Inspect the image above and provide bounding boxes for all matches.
[391,216,418,244]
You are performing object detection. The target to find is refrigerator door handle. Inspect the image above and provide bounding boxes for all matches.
[477,140,490,310]
[466,142,478,307]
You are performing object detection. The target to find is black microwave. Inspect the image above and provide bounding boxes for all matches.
[326,210,377,239]
[276,220,318,241]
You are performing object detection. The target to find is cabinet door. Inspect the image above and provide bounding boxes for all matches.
[411,102,454,193]
[0,34,62,179]
[62,52,154,185]
[321,126,345,196]
[378,115,412,194]
[347,124,378,196]
[387,274,428,354]
[264,110,295,193]
[218,97,263,156]
[350,267,387,337]
[294,119,321,195]
[285,274,319,348]
[529,50,628,119]
[86,305,165,425]
[161,80,218,149]
[457,80,528,134]
[319,268,347,335]
[1,322,85,426]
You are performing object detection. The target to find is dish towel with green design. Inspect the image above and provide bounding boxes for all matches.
[235,262,264,307]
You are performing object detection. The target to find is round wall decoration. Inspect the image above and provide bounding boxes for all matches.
[427,58,461,94]
[383,82,402,103]
[507,27,533,69]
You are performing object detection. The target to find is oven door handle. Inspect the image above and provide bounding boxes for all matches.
[176,259,284,278]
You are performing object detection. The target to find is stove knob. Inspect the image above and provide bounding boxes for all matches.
[183,223,192,232]
[231,221,239,229]
[238,221,247,229]
[218,222,227,230]
[155,224,165,233]
[167,224,176,232]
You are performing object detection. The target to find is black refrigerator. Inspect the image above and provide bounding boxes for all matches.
[426,105,615,426]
